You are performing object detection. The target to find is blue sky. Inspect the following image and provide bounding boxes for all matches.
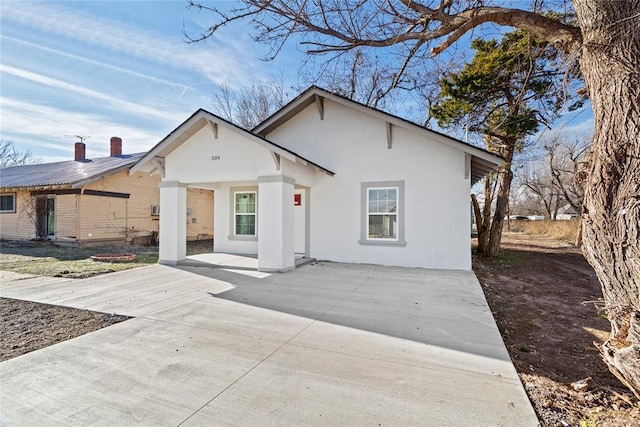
[1,1,594,164]
[0,0,300,162]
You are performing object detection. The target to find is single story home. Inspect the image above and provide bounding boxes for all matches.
[556,203,580,220]
[132,86,502,271]
[0,138,213,244]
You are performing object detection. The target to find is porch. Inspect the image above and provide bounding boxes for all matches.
[179,252,316,271]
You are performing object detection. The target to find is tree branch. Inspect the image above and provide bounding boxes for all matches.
[187,1,582,58]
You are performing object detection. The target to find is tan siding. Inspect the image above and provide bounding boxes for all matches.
[78,194,127,241]
[186,188,214,240]
[83,171,160,242]
[55,194,77,241]
[0,191,35,240]
[1,171,213,244]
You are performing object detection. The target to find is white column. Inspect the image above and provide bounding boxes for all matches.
[258,175,295,272]
[158,181,187,265]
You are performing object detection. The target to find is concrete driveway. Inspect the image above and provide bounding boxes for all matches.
[0,262,538,426]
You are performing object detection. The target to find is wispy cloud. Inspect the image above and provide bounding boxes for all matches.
[2,2,261,86]
[1,64,184,121]
[0,34,190,91]
[1,97,167,158]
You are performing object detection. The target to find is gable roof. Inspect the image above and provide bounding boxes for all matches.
[0,153,145,190]
[130,109,334,176]
[253,86,503,185]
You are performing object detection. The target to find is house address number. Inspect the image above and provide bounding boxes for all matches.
[211,155,221,161]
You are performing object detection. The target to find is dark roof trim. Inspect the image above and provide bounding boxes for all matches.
[31,189,79,196]
[28,189,130,199]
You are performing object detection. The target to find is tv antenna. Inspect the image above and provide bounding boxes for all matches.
[64,135,91,143]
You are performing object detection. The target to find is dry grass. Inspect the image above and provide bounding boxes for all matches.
[507,219,580,243]
[0,240,213,278]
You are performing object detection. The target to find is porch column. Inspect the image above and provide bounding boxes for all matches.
[258,175,295,272]
[158,181,187,265]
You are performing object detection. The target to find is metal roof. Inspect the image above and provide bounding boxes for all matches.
[0,153,145,190]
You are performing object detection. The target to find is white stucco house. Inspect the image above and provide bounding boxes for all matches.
[132,86,502,272]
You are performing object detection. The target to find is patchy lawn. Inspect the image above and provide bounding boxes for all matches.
[474,231,640,426]
[0,239,213,278]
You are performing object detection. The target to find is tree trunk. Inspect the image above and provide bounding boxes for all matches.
[475,177,494,253]
[573,0,640,398]
[552,194,560,220]
[480,143,515,257]
[483,166,513,257]
[471,193,487,253]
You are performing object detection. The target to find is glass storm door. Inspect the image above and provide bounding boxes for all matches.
[46,197,55,237]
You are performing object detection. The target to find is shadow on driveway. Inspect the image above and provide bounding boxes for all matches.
[176,261,510,363]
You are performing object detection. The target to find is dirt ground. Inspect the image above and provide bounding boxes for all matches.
[0,298,130,361]
[474,232,640,426]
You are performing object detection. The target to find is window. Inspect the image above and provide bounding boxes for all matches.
[360,181,406,246]
[0,193,16,213]
[234,191,256,236]
[367,187,398,239]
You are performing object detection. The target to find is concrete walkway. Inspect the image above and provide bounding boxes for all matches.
[0,263,538,426]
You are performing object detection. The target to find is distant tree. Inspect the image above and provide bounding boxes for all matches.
[212,75,291,130]
[545,134,590,214]
[212,56,405,129]
[0,139,39,168]
[515,133,589,219]
[301,49,400,109]
[430,30,577,257]
[518,164,562,219]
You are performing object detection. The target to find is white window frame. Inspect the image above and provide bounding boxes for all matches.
[232,190,257,238]
[366,186,399,241]
[0,193,16,214]
[359,181,406,247]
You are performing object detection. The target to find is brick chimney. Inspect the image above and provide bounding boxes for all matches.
[110,137,122,157]
[75,142,86,161]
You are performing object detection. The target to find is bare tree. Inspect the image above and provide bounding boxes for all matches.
[515,133,589,218]
[545,134,590,214]
[301,49,397,109]
[0,139,39,168]
[518,164,561,218]
[187,0,640,395]
[516,132,591,219]
[211,75,291,130]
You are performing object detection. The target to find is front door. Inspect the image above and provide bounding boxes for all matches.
[36,196,55,239]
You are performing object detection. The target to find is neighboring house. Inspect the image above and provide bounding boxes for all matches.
[556,203,580,220]
[0,138,213,244]
[132,86,502,271]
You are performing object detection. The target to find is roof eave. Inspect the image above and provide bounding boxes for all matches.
[0,184,73,192]
[131,109,335,177]
[254,86,504,168]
